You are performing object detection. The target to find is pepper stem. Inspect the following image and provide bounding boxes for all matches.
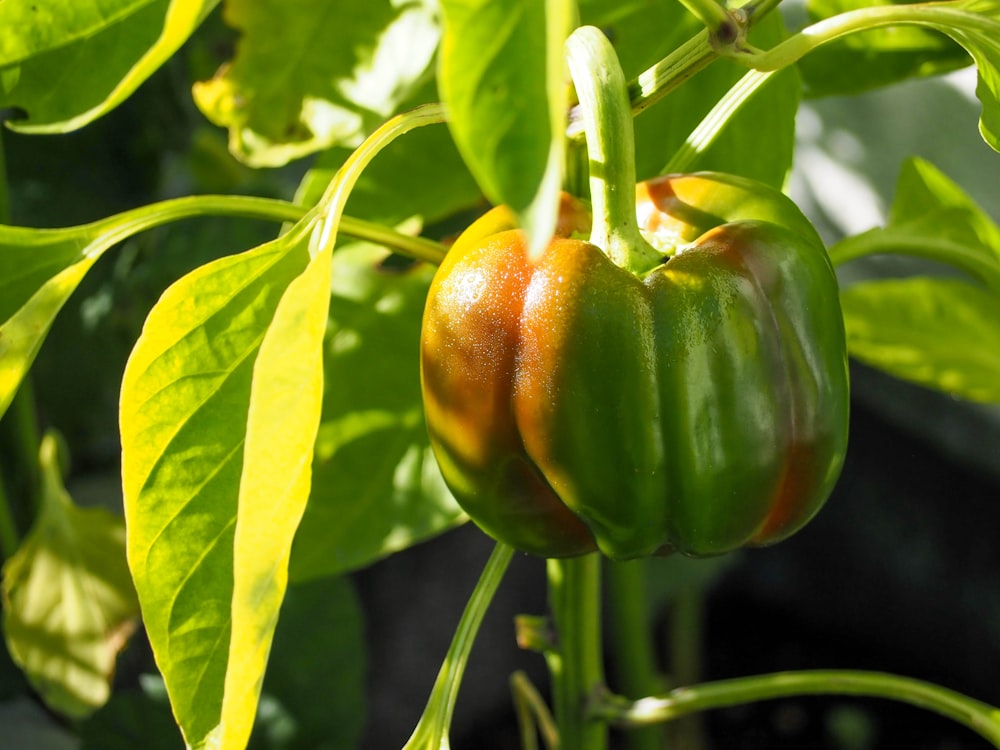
[565,27,661,275]
[547,554,608,750]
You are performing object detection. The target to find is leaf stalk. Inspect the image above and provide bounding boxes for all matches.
[589,670,1000,747]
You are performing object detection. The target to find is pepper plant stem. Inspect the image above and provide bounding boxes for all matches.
[624,31,716,124]
[312,103,447,260]
[606,561,663,750]
[4,196,446,266]
[403,542,515,750]
[616,0,781,125]
[547,554,607,750]
[729,2,1000,71]
[589,670,1000,746]
[677,0,734,35]
[665,586,708,750]
[565,26,660,274]
[664,68,776,174]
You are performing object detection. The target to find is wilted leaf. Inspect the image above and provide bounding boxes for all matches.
[1,433,139,718]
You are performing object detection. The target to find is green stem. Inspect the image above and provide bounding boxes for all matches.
[510,671,559,750]
[606,560,663,750]
[731,1,999,71]
[677,0,735,35]
[622,31,716,125]
[340,214,447,264]
[403,542,515,750]
[663,68,776,174]
[9,195,446,265]
[665,587,708,750]
[614,0,779,126]
[547,554,607,750]
[565,26,660,274]
[589,670,1000,747]
[311,103,447,260]
[667,587,704,692]
[829,230,1000,295]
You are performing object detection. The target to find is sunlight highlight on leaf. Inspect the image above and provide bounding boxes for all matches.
[120,227,313,746]
[952,0,1000,152]
[218,240,332,750]
[120,103,448,750]
[841,277,1000,402]
[193,0,440,167]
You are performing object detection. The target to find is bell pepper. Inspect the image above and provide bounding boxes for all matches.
[420,28,848,559]
[421,172,848,559]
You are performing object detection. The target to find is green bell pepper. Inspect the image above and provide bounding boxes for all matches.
[420,172,849,559]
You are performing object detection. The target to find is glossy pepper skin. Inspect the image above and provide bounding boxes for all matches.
[420,172,849,560]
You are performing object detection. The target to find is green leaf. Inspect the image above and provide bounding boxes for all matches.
[0,196,304,422]
[800,0,1000,151]
[800,0,969,97]
[219,238,331,750]
[120,218,316,748]
[582,1,799,187]
[890,156,1000,264]
[0,0,217,132]
[1,433,140,718]
[193,0,440,167]
[84,577,367,750]
[438,0,572,255]
[829,157,1000,292]
[951,0,1000,152]
[289,243,464,582]
[841,277,1000,402]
